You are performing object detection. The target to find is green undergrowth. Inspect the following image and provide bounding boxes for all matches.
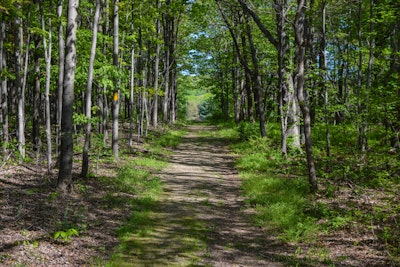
[200,122,318,242]
[233,137,319,242]
[147,125,188,150]
[210,120,400,263]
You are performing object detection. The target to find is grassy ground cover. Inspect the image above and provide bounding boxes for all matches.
[103,127,188,266]
[209,120,400,265]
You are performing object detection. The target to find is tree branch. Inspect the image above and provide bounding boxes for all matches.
[237,0,278,48]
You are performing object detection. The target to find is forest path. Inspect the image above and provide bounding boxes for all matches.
[126,125,286,266]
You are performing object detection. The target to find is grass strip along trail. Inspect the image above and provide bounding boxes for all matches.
[106,125,285,266]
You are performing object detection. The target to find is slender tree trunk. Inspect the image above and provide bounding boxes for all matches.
[171,18,179,123]
[101,0,110,144]
[321,1,330,157]
[365,0,373,148]
[170,63,176,123]
[163,3,171,123]
[102,86,109,145]
[15,6,25,159]
[22,10,31,127]
[294,0,318,192]
[41,0,53,173]
[274,0,301,155]
[240,33,254,122]
[129,46,135,146]
[128,1,135,146]
[58,0,79,192]
[82,0,101,177]
[357,0,367,152]
[0,21,8,159]
[275,0,288,154]
[112,0,120,160]
[233,47,240,124]
[32,36,42,153]
[152,0,161,127]
[245,14,266,137]
[57,0,65,156]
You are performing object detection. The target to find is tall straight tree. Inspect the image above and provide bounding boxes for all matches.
[82,0,101,177]
[41,0,53,173]
[14,4,25,159]
[112,0,119,160]
[356,0,367,152]
[0,20,8,159]
[56,0,65,155]
[152,0,161,127]
[32,35,41,153]
[162,0,172,123]
[294,0,318,192]
[244,14,266,137]
[274,0,301,155]
[58,0,79,192]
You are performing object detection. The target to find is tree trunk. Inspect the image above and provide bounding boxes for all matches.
[82,0,101,177]
[152,0,161,127]
[0,21,8,159]
[112,0,119,160]
[240,32,254,123]
[32,36,42,153]
[170,61,177,123]
[245,14,266,137]
[129,46,135,146]
[321,1,331,157]
[128,1,136,146]
[41,0,53,173]
[15,6,25,159]
[357,0,367,152]
[163,2,171,123]
[58,0,79,192]
[233,47,240,124]
[275,0,300,155]
[294,0,318,192]
[56,0,65,156]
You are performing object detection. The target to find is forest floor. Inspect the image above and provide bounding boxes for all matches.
[0,124,393,266]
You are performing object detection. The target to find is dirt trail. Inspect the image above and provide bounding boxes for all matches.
[129,125,287,266]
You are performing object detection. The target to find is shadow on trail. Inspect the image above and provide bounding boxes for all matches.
[134,125,325,267]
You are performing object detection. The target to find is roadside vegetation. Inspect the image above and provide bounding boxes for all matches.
[0,126,187,266]
[104,127,188,266]
[205,120,400,265]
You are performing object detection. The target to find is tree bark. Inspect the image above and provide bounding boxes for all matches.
[41,0,53,173]
[321,1,331,157]
[32,37,41,153]
[163,1,171,123]
[82,0,101,177]
[152,0,161,127]
[56,0,65,156]
[129,46,135,146]
[275,0,300,155]
[357,0,367,152]
[58,0,79,192]
[245,15,266,137]
[112,0,119,160]
[0,21,8,159]
[294,0,318,192]
[14,5,25,159]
